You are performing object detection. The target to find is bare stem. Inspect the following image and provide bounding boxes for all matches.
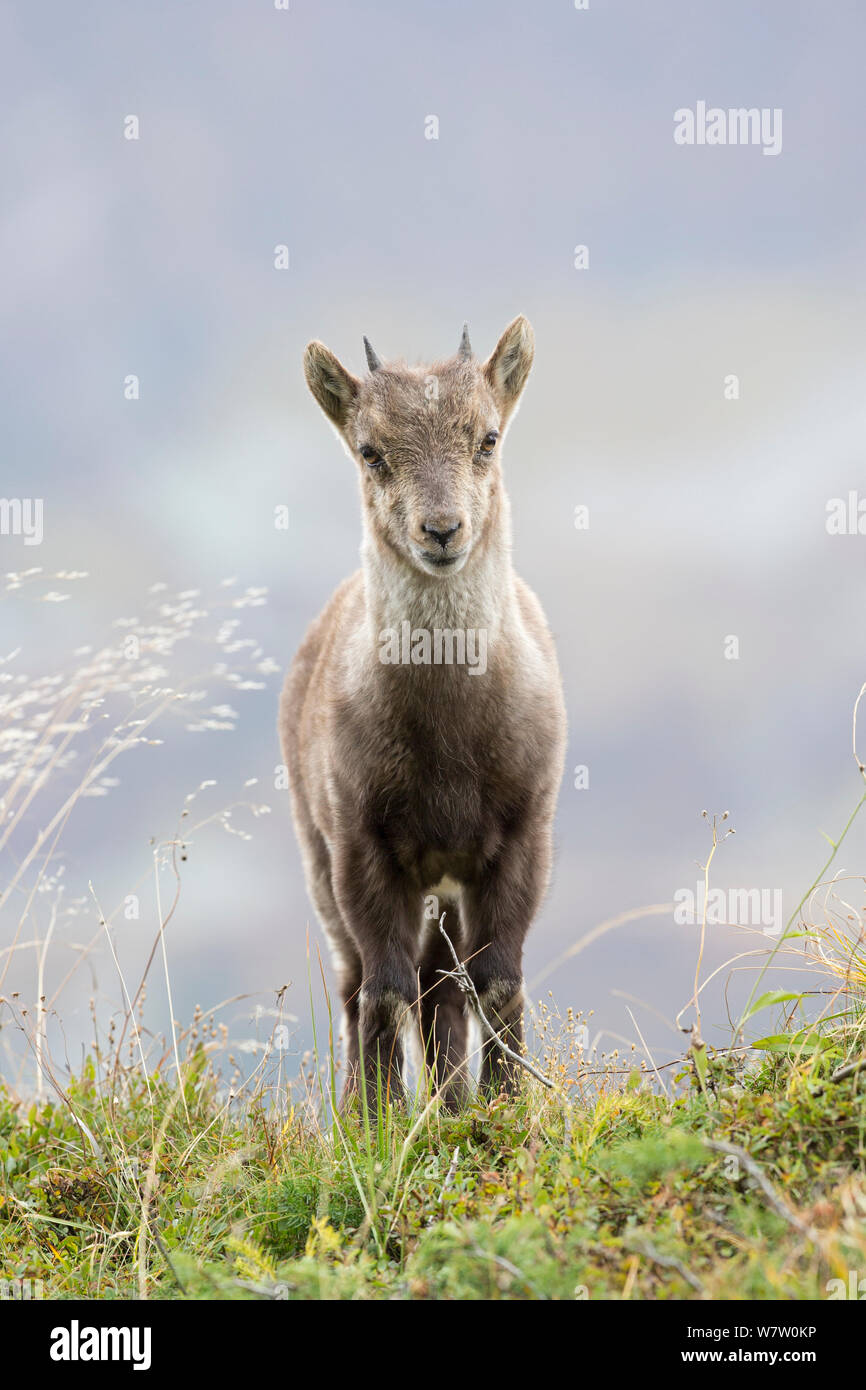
[436,916,555,1091]
[704,1139,816,1241]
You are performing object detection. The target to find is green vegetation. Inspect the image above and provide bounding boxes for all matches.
[1,1014,864,1301]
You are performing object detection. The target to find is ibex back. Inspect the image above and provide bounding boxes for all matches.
[279,317,566,1109]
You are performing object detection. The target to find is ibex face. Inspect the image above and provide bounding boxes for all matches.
[303,317,535,578]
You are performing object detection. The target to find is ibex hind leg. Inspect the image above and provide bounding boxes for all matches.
[461,823,554,1098]
[417,898,470,1109]
[294,812,363,1108]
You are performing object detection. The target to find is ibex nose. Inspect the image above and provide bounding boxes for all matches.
[421,519,461,549]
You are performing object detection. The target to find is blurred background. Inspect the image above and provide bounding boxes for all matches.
[2,0,865,1083]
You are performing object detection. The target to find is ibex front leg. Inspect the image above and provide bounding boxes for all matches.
[462,823,552,1097]
[332,838,417,1110]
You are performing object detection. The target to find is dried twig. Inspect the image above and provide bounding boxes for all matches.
[436,917,554,1089]
[810,1052,866,1098]
[151,1221,187,1295]
[439,1145,460,1204]
[233,1277,294,1299]
[704,1139,816,1239]
[469,1244,548,1300]
[625,1005,669,1097]
[624,1238,705,1294]
[830,1054,866,1084]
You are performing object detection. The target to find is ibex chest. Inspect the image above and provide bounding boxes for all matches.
[335,661,539,879]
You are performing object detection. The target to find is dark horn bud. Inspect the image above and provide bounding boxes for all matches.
[363,336,382,372]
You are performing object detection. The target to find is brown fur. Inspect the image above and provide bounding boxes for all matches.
[279,317,566,1109]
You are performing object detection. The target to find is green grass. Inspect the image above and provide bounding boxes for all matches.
[2,1025,865,1301]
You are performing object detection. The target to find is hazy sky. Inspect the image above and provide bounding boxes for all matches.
[2,1,865,1083]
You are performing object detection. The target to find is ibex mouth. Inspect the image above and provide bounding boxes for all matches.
[418,549,466,570]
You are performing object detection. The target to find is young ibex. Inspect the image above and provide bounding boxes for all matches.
[280,317,566,1109]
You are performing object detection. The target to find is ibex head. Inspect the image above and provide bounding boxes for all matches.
[303,317,535,578]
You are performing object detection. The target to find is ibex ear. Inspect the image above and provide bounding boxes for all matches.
[483,316,535,420]
[303,342,360,430]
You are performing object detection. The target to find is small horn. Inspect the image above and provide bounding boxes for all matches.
[458,322,472,359]
[363,336,382,372]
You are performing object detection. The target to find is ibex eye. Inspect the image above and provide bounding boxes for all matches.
[478,432,499,455]
[360,445,383,467]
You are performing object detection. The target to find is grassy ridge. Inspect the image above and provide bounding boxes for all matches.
[2,1033,865,1301]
